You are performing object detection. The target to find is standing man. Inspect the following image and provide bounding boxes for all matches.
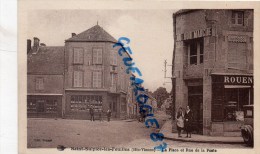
[89,105,95,121]
[107,108,112,122]
[98,109,103,122]
[184,105,193,138]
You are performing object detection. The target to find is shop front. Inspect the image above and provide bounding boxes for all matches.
[211,74,253,136]
[64,91,108,119]
[27,95,62,118]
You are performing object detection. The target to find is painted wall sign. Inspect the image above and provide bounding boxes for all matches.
[176,27,212,41]
[212,74,253,85]
[224,76,253,84]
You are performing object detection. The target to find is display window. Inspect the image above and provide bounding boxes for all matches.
[224,88,252,121]
[27,98,58,113]
[70,95,103,111]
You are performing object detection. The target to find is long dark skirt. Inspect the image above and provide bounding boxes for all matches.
[185,122,193,133]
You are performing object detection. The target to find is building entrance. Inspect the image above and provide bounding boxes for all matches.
[188,86,203,134]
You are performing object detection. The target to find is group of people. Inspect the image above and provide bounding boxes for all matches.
[175,106,193,138]
[89,105,112,122]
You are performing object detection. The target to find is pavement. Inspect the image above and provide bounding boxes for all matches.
[160,120,244,144]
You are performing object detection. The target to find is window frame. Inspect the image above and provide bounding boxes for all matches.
[35,77,44,90]
[92,71,102,88]
[73,71,83,87]
[92,48,103,65]
[187,39,204,65]
[73,47,84,64]
[231,11,244,26]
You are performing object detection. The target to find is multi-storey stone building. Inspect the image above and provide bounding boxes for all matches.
[172,9,253,136]
[27,24,136,119]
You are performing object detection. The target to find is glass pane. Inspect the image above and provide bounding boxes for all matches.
[200,55,203,64]
[190,42,197,56]
[190,56,197,65]
[237,19,243,24]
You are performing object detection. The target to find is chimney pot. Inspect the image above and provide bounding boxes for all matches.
[33,37,40,47]
[27,39,31,53]
[72,33,76,37]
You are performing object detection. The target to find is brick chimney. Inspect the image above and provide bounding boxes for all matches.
[27,39,31,54]
[32,37,40,54]
[71,33,76,37]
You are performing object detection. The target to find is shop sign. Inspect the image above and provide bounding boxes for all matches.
[224,76,253,84]
[176,27,212,41]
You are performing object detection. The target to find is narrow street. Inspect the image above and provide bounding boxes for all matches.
[27,111,248,149]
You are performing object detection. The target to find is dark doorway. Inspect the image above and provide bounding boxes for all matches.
[37,100,45,112]
[188,86,203,134]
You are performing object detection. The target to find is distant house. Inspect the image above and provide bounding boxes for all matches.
[27,24,135,119]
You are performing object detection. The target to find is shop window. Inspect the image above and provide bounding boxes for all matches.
[93,72,102,88]
[224,88,251,121]
[35,78,44,90]
[70,95,102,111]
[73,48,84,64]
[73,71,83,87]
[46,100,58,113]
[27,99,37,113]
[231,11,244,25]
[188,39,204,65]
[93,48,103,64]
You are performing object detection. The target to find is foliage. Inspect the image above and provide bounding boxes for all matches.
[152,87,170,108]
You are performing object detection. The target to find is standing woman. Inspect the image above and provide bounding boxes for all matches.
[184,106,193,138]
[176,107,184,137]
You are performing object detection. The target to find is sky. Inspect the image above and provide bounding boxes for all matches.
[27,10,175,92]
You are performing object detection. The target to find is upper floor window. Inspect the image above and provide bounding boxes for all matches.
[188,39,204,65]
[36,78,44,90]
[93,72,102,88]
[110,50,117,66]
[73,48,84,64]
[93,48,103,64]
[74,71,83,87]
[231,11,244,25]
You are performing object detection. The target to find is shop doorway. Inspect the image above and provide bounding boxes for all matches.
[188,86,203,134]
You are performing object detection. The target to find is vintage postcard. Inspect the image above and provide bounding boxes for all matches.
[18,1,260,154]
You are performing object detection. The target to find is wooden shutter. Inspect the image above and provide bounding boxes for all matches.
[74,48,83,64]
[74,71,83,87]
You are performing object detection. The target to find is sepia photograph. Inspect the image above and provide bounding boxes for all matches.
[17,1,260,154]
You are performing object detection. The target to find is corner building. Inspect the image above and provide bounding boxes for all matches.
[172,10,253,136]
[64,25,132,119]
[27,25,135,119]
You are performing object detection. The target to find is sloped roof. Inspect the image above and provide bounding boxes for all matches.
[27,46,64,75]
[66,25,117,43]
[173,9,202,16]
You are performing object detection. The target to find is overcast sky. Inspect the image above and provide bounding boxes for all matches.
[27,10,175,92]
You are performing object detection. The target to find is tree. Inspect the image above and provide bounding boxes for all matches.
[152,87,170,108]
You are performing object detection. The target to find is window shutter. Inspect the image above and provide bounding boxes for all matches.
[74,71,83,87]
[84,71,91,88]
[74,48,83,64]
